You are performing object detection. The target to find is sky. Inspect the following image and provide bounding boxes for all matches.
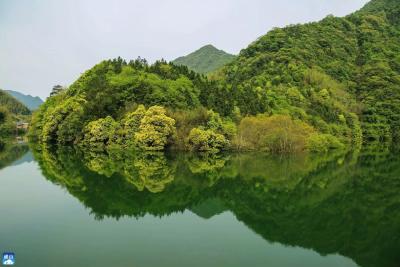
[0,0,369,99]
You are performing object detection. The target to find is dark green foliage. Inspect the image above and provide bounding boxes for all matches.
[172,45,236,74]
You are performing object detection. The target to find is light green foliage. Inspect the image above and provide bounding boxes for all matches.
[134,106,176,151]
[187,128,228,152]
[307,134,345,152]
[206,110,237,139]
[82,116,120,150]
[41,96,86,143]
[121,105,146,147]
[236,115,316,153]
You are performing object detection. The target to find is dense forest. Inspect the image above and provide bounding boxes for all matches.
[30,0,400,154]
[172,45,236,74]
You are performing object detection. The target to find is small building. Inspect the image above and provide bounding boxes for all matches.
[16,121,29,130]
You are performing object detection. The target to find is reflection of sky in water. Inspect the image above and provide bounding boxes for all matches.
[0,152,359,267]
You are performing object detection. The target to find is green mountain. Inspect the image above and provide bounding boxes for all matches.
[220,0,400,142]
[5,90,43,111]
[172,45,236,74]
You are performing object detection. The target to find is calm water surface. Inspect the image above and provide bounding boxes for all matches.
[0,143,399,267]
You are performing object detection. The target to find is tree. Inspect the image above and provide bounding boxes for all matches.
[134,106,176,151]
[50,85,65,97]
[187,128,228,152]
[82,116,120,150]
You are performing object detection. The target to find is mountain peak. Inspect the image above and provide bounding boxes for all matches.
[172,45,235,74]
[198,44,218,50]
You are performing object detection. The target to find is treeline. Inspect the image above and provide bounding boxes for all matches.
[30,58,350,153]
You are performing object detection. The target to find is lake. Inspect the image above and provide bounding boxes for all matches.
[0,142,399,267]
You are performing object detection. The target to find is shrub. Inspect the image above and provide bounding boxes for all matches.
[307,133,344,152]
[187,128,228,153]
[206,110,237,139]
[135,106,176,151]
[236,115,315,153]
[82,116,120,150]
[42,96,86,143]
[121,105,146,146]
[169,107,209,149]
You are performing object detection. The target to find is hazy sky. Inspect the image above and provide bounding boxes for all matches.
[0,0,369,99]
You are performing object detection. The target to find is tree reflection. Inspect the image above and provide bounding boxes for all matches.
[30,144,400,267]
[0,140,29,169]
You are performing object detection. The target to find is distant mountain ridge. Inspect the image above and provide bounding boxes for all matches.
[5,90,43,111]
[172,45,236,74]
[0,89,31,115]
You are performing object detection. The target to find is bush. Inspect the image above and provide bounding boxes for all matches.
[307,133,344,152]
[206,110,237,139]
[42,96,86,143]
[82,116,120,150]
[187,128,228,153]
[135,106,176,151]
[169,107,209,149]
[236,115,315,153]
[121,105,146,146]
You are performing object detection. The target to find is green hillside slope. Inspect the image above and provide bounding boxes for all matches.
[220,0,400,142]
[6,90,43,111]
[173,45,236,74]
[0,89,31,136]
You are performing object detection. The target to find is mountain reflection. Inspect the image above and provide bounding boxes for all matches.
[30,144,400,267]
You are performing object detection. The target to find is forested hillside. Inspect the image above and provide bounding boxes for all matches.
[220,0,400,142]
[30,0,400,153]
[0,90,31,136]
[173,45,236,74]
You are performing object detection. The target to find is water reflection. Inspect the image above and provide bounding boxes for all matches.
[0,141,29,169]
[29,144,400,267]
